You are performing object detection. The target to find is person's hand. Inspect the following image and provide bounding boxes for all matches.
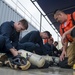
[60,50,66,61]
[10,48,21,56]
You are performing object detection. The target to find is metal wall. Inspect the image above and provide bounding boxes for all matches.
[0,0,38,38]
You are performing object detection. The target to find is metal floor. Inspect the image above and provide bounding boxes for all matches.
[0,67,74,75]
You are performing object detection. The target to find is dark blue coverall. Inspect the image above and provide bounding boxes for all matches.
[0,21,20,57]
[18,31,44,55]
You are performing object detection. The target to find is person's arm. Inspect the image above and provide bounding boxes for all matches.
[60,42,68,61]
[12,32,20,48]
[61,26,75,45]
[1,22,13,49]
[10,47,19,56]
[63,26,75,36]
[38,39,43,47]
[11,32,20,56]
[0,22,18,56]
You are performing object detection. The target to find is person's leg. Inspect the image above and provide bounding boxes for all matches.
[34,46,43,55]
[70,27,75,66]
[17,42,36,52]
[0,35,5,51]
[71,28,75,38]
[67,41,75,66]
[0,35,14,58]
[0,35,8,66]
[42,45,52,56]
[59,42,75,68]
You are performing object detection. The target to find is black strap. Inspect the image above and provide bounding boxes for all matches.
[71,13,75,25]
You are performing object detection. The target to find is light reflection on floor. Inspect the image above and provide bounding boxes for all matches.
[0,67,74,75]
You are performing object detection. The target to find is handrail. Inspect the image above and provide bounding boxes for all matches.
[11,0,46,31]
[30,0,60,37]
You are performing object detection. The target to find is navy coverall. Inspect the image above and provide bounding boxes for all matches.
[42,43,53,56]
[18,31,44,55]
[0,21,20,56]
[43,43,60,57]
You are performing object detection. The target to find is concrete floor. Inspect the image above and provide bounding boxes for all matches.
[0,67,74,75]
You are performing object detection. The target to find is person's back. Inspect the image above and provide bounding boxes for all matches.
[19,31,42,44]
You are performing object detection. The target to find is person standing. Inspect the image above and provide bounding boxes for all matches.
[54,10,75,68]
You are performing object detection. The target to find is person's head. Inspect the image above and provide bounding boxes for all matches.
[53,10,67,23]
[54,41,58,47]
[48,38,54,45]
[40,31,51,39]
[14,19,28,32]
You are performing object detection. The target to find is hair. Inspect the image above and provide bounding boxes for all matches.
[43,31,52,38]
[54,41,58,44]
[53,9,65,17]
[19,19,28,30]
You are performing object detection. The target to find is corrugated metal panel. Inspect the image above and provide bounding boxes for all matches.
[0,0,38,37]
